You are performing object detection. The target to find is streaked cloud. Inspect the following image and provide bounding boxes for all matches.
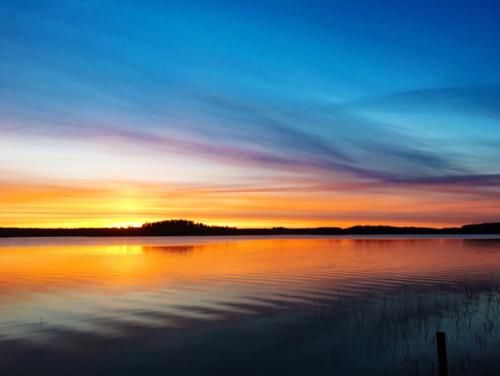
[1,0,499,227]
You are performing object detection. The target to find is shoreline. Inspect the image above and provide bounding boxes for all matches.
[1,219,499,238]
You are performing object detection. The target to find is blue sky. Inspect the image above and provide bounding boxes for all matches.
[1,0,500,227]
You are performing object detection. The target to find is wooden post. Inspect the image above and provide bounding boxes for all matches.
[436,331,448,376]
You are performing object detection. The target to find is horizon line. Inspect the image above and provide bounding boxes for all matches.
[1,219,500,231]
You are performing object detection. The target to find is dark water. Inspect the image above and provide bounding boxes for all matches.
[1,236,500,375]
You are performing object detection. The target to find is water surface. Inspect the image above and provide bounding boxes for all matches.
[1,236,500,375]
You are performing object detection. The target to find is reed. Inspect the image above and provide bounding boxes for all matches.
[295,276,500,375]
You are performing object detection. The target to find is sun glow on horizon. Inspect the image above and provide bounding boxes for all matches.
[1,1,499,228]
[0,179,498,229]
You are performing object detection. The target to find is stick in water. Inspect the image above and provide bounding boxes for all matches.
[436,331,448,376]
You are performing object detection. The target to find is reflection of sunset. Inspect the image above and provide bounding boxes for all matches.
[2,238,500,303]
[1,237,500,345]
[1,2,499,373]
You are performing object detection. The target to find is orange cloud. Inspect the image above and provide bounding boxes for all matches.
[0,179,499,228]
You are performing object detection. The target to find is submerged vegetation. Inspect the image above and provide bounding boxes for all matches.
[282,279,500,375]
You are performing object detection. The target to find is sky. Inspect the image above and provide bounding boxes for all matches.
[1,0,500,228]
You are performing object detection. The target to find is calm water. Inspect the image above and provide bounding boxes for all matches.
[1,236,500,375]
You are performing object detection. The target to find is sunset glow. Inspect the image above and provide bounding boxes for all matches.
[1,1,500,228]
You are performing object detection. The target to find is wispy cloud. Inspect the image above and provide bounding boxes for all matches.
[1,1,500,226]
[348,86,500,118]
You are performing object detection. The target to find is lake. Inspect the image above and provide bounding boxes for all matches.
[1,236,500,375]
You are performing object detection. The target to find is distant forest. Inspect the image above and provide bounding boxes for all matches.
[0,220,500,237]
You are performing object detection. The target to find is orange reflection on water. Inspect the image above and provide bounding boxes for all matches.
[1,237,500,343]
[1,237,500,301]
